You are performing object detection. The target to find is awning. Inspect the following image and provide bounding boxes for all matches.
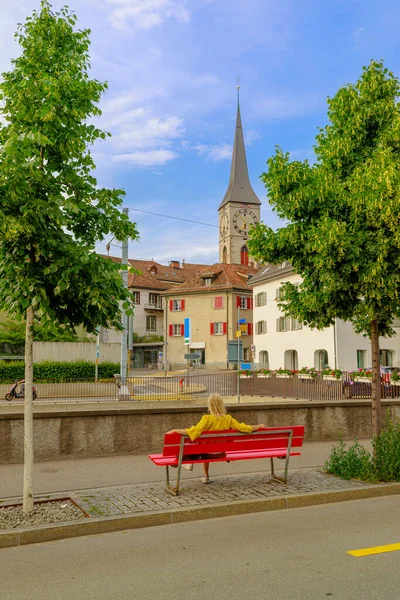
[189,342,206,349]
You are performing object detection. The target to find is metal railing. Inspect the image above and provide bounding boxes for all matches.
[0,371,399,405]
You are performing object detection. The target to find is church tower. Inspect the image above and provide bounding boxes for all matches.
[218,88,261,266]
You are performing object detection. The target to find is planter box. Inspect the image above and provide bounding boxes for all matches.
[276,374,291,379]
[354,377,371,383]
[257,374,271,378]
[240,375,252,379]
[299,374,316,380]
[391,380,400,386]
[323,375,339,381]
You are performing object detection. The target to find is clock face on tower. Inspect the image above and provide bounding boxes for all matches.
[233,208,258,235]
[220,210,229,239]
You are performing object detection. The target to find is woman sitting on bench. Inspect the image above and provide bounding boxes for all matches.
[167,394,265,484]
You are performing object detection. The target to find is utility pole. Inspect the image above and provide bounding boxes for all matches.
[120,207,130,399]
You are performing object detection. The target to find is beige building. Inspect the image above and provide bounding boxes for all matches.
[163,263,258,369]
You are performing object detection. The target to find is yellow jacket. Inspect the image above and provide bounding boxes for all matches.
[186,414,253,441]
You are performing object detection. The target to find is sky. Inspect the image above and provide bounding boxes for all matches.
[1,0,400,265]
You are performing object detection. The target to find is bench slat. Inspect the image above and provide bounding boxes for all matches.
[148,450,301,467]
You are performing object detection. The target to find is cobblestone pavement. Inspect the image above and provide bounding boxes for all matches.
[72,469,371,518]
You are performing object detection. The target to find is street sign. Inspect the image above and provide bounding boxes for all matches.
[184,353,201,360]
[251,344,255,353]
[238,318,246,324]
[240,323,247,333]
[236,331,241,338]
[158,352,163,358]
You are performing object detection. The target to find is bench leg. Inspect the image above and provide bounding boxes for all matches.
[166,438,184,496]
[270,457,275,478]
[166,465,170,486]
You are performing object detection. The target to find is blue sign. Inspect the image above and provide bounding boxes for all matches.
[239,318,246,324]
[184,318,191,345]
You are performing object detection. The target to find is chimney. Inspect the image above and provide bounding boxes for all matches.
[170,260,180,269]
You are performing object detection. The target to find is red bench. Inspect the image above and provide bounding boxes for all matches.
[148,425,305,495]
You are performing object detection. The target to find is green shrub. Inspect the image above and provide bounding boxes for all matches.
[324,438,373,481]
[325,412,400,483]
[372,415,400,481]
[0,360,119,382]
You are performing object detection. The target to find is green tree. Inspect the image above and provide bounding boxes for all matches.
[248,61,400,438]
[0,1,139,513]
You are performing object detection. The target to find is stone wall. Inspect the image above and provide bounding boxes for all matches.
[33,342,120,363]
[1,399,399,464]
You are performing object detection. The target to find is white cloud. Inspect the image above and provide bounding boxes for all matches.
[113,149,178,166]
[96,91,184,166]
[352,27,367,50]
[105,0,190,31]
[195,143,232,161]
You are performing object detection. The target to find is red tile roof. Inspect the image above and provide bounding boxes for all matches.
[163,263,258,295]
[99,255,209,291]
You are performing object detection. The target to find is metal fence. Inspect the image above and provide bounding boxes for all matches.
[0,372,399,405]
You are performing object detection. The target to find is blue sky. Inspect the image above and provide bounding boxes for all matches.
[1,0,400,264]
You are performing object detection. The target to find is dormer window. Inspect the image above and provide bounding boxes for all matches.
[204,278,212,286]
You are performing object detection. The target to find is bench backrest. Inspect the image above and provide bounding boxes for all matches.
[162,425,305,458]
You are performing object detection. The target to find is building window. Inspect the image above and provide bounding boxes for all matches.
[149,293,161,307]
[214,296,223,309]
[275,287,283,301]
[380,349,393,366]
[259,351,269,367]
[243,347,250,361]
[276,316,289,332]
[146,316,156,332]
[255,292,266,307]
[168,324,183,336]
[357,350,366,369]
[210,322,227,335]
[170,299,185,311]
[237,296,252,310]
[315,349,328,371]
[132,292,140,304]
[291,318,303,331]
[284,349,298,370]
[240,245,249,266]
[204,278,212,286]
[256,321,267,335]
[222,246,227,263]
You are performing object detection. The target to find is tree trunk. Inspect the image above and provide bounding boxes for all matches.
[23,306,34,515]
[370,319,382,438]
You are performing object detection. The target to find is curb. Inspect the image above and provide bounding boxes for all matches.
[1,482,400,549]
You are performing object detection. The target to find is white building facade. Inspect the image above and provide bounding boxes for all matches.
[251,264,400,372]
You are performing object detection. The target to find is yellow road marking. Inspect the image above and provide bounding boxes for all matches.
[348,543,400,557]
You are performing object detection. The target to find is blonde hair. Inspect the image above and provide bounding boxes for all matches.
[208,394,226,417]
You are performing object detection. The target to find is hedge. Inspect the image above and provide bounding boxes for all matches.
[0,360,120,383]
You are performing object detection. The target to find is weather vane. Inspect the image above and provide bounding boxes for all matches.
[237,75,240,90]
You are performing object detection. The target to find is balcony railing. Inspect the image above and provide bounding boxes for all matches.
[144,301,163,311]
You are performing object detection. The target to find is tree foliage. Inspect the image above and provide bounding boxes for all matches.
[249,61,400,337]
[0,1,139,333]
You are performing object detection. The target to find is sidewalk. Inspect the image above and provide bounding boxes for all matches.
[1,439,372,499]
[4,438,400,550]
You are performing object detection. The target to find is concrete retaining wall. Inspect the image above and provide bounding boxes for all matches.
[33,342,120,363]
[1,400,399,465]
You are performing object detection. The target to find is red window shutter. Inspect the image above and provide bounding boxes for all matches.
[214,296,223,309]
[169,300,173,311]
[250,298,254,310]
[223,322,227,335]
[236,296,241,308]
[180,324,184,336]
[210,323,215,335]
[248,323,253,335]
[181,299,185,310]
[169,324,173,336]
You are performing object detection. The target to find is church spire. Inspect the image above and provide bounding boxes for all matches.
[218,83,261,210]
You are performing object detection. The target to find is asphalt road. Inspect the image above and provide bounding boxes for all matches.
[2,496,400,600]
